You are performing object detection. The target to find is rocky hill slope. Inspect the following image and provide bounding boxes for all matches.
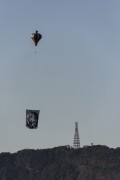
[0,145,120,180]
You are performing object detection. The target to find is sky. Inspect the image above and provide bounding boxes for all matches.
[0,0,120,152]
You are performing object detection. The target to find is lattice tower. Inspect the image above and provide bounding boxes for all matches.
[73,122,80,149]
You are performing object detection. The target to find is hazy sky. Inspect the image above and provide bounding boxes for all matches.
[0,0,120,152]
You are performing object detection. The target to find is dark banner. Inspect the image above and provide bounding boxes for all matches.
[26,110,40,129]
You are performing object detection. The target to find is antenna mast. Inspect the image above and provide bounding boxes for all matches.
[73,122,80,149]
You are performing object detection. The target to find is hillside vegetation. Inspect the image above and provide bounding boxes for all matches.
[0,145,120,180]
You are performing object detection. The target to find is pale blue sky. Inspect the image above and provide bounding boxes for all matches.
[0,0,120,152]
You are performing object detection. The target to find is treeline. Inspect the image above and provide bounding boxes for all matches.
[0,145,120,180]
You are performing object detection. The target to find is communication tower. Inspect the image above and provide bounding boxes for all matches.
[73,122,80,149]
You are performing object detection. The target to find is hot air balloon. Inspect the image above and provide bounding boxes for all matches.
[31,30,42,46]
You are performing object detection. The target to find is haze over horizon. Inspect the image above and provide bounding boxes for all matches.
[0,0,120,153]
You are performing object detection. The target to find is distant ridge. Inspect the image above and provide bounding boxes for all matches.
[0,145,120,180]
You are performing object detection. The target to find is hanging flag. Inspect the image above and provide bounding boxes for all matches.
[26,110,40,129]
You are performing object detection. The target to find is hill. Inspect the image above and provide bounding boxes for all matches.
[0,145,120,180]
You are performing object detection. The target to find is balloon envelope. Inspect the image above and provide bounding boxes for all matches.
[31,30,42,46]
